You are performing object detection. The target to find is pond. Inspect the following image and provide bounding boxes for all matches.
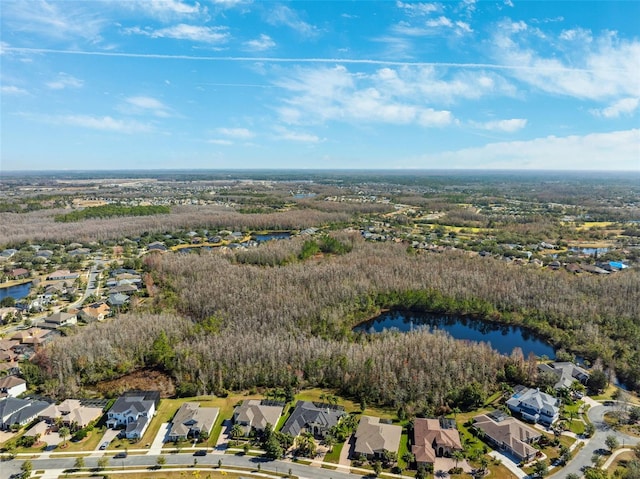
[254,232,292,243]
[0,282,33,302]
[354,310,556,359]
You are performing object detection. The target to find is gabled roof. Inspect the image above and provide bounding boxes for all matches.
[281,401,345,437]
[233,399,284,431]
[354,415,402,456]
[0,397,50,426]
[412,418,463,464]
[109,395,154,416]
[0,375,26,391]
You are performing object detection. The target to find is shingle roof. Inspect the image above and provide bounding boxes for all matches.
[281,401,345,437]
[473,413,540,461]
[354,415,402,456]
[233,400,284,431]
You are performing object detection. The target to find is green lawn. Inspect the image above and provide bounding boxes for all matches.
[323,441,344,464]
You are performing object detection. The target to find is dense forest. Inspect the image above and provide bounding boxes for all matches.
[32,234,640,407]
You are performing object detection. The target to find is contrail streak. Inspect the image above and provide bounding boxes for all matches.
[3,47,621,73]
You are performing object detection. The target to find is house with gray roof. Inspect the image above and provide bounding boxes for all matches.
[537,362,590,391]
[42,311,77,330]
[353,415,402,460]
[167,402,219,441]
[281,401,345,438]
[0,397,49,430]
[473,410,541,462]
[506,386,560,425]
[106,392,156,439]
[233,399,284,435]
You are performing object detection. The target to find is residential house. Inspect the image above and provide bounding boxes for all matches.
[11,328,51,346]
[106,390,158,439]
[35,250,54,259]
[10,268,29,279]
[147,242,168,252]
[79,302,111,322]
[473,411,541,462]
[0,397,50,430]
[412,418,463,466]
[38,399,103,429]
[353,415,402,460]
[506,387,560,425]
[281,401,345,438]
[232,399,284,435]
[47,270,79,281]
[0,249,18,259]
[109,284,138,295]
[42,311,77,330]
[0,376,27,397]
[537,362,590,391]
[167,403,219,441]
[108,293,129,307]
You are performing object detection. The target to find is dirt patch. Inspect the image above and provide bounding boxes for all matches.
[94,369,176,398]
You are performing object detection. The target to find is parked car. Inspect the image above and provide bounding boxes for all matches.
[100,441,109,450]
[194,449,207,456]
[114,451,127,459]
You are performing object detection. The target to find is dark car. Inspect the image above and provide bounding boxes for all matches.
[194,449,207,456]
[114,451,127,459]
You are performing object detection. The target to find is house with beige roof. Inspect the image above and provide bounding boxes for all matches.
[412,418,463,466]
[11,328,51,345]
[79,302,111,322]
[167,402,219,441]
[42,311,77,330]
[472,410,541,462]
[353,415,402,460]
[233,399,284,435]
[38,399,103,428]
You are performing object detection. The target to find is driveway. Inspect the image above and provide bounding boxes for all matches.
[148,422,170,455]
[89,428,120,457]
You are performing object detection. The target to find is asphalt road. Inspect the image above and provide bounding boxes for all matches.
[549,402,639,479]
[3,451,368,479]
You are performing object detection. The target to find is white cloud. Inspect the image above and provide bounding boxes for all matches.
[492,20,640,101]
[266,5,318,38]
[127,24,229,43]
[396,2,442,16]
[217,127,254,139]
[121,96,172,117]
[30,114,153,133]
[1,85,28,95]
[426,16,453,28]
[46,72,83,90]
[592,97,640,119]
[414,129,640,170]
[275,65,457,127]
[471,118,527,132]
[2,0,106,43]
[244,34,276,52]
[559,28,592,43]
[144,0,203,16]
[273,127,321,143]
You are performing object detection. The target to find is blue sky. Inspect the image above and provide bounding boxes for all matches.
[1,0,639,171]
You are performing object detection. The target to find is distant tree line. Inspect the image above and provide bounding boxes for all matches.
[54,204,171,222]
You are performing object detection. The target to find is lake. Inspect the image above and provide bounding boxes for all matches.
[354,310,556,359]
[0,282,33,301]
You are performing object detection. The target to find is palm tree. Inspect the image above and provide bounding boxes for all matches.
[58,426,70,447]
[230,423,244,439]
[452,450,465,468]
[324,434,336,453]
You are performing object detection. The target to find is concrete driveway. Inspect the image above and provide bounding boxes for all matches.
[148,423,169,455]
